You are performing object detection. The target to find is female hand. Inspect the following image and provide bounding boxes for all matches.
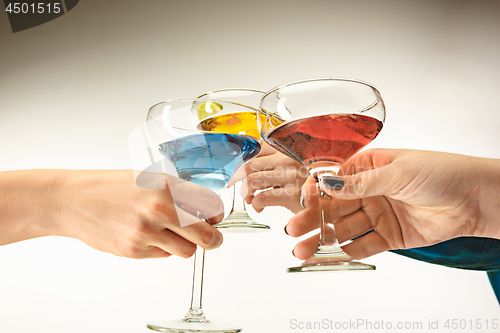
[0,169,225,259]
[287,149,500,260]
[231,143,308,214]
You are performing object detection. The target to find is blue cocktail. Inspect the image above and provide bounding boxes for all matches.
[138,99,261,333]
[160,133,260,194]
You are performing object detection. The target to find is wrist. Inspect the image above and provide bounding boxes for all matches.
[474,158,500,239]
[0,170,65,244]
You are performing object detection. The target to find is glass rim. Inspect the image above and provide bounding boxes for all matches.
[258,77,385,123]
[146,98,259,122]
[145,98,262,135]
[195,88,265,114]
[261,77,382,101]
[196,87,267,98]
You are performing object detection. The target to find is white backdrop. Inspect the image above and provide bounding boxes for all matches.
[1,1,499,332]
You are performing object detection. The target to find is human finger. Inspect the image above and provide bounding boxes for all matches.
[320,150,401,200]
[143,247,172,258]
[340,148,397,176]
[166,176,225,224]
[242,168,304,199]
[231,154,280,184]
[285,208,320,237]
[292,233,320,259]
[157,205,224,251]
[341,231,391,260]
[116,244,172,259]
[290,224,339,260]
[258,141,278,157]
[334,209,373,244]
[139,173,225,224]
[299,178,363,218]
[230,152,303,186]
[149,228,200,258]
[300,176,320,208]
[250,187,303,214]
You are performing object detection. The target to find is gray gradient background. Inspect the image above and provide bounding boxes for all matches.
[1,0,500,332]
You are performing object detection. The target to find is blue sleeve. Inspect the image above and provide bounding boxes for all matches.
[390,237,500,304]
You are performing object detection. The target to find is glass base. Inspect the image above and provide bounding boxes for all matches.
[216,211,270,231]
[287,251,375,273]
[147,320,242,333]
[287,260,375,272]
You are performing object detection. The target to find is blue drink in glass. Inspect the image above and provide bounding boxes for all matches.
[159,133,260,194]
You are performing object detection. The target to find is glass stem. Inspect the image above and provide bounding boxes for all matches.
[315,172,350,259]
[183,246,208,323]
[229,181,246,214]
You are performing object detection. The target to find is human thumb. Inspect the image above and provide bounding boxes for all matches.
[319,165,395,199]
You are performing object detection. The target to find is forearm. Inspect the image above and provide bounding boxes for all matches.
[0,170,63,245]
[474,157,500,239]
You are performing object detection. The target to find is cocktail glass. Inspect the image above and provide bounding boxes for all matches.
[195,88,270,230]
[138,99,261,331]
[258,78,386,272]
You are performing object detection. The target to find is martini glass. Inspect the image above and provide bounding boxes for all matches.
[258,78,386,272]
[195,88,270,230]
[141,99,261,332]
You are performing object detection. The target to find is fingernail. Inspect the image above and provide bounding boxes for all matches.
[322,176,344,190]
[284,225,289,235]
[292,248,296,257]
[299,193,305,208]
